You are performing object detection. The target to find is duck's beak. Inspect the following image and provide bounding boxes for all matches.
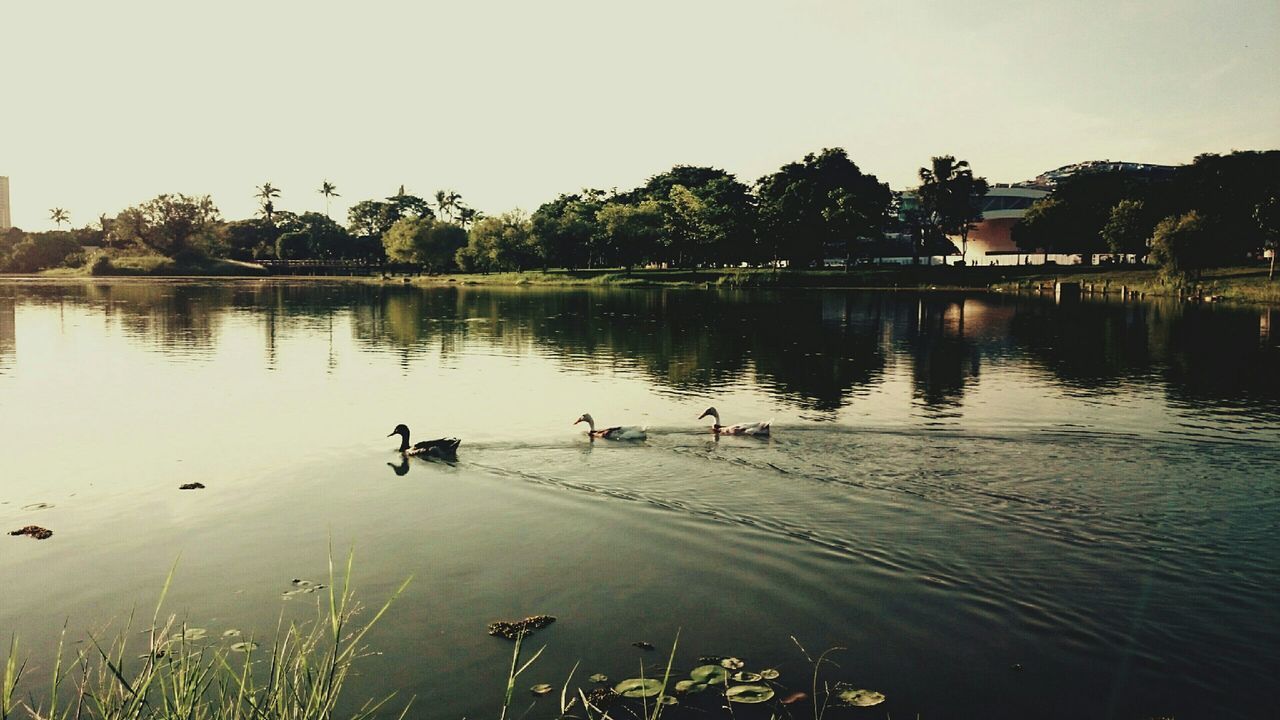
[387,431,395,437]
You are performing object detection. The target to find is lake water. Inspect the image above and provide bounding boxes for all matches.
[1,280,1277,720]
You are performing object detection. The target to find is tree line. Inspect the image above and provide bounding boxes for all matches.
[1012,150,1280,280]
[1,149,1276,281]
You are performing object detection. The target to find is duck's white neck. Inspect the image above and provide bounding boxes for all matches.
[582,416,595,432]
[707,410,721,425]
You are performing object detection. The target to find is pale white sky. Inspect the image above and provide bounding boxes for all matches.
[2,0,1277,230]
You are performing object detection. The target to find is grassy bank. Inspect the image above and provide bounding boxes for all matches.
[411,265,1056,290]
[37,249,267,278]
[991,265,1280,305]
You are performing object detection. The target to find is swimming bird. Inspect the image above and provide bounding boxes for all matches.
[573,413,647,440]
[698,407,771,436]
[388,424,461,458]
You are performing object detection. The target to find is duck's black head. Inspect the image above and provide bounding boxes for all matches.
[388,424,410,438]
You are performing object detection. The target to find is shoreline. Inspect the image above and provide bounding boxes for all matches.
[4,265,1277,306]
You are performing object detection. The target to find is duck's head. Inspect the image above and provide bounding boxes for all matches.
[573,413,594,427]
[388,424,410,438]
[698,407,719,422]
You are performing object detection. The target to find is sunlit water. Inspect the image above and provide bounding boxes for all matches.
[1,280,1277,719]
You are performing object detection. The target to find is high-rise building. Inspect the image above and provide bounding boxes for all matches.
[0,176,11,230]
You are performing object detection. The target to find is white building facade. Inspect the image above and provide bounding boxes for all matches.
[0,177,11,230]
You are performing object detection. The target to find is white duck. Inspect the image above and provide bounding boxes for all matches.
[574,413,647,440]
[698,407,771,436]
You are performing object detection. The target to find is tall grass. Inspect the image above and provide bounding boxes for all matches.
[2,551,411,720]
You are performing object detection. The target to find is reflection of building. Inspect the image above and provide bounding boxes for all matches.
[0,296,14,372]
[0,176,11,230]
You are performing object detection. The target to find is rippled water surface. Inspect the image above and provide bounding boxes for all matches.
[1,280,1277,719]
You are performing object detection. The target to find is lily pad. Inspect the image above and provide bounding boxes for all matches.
[837,688,885,707]
[530,683,554,696]
[732,671,763,683]
[589,673,609,683]
[719,657,745,670]
[222,629,242,638]
[725,684,775,704]
[759,668,780,680]
[689,664,729,685]
[230,641,259,653]
[674,680,706,694]
[20,503,54,511]
[633,641,655,650]
[613,678,663,699]
[657,695,677,706]
[173,628,207,642]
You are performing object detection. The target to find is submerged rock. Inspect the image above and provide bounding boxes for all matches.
[487,614,556,640]
[9,525,53,540]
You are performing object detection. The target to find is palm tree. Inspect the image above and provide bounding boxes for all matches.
[49,208,69,229]
[256,182,281,223]
[435,190,462,223]
[458,205,482,229]
[318,180,340,217]
[917,156,988,264]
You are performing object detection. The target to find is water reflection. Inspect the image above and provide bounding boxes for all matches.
[4,280,1277,419]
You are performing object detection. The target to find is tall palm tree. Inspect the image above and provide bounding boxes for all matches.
[917,156,988,264]
[318,180,340,217]
[256,182,281,224]
[435,190,462,223]
[49,208,69,229]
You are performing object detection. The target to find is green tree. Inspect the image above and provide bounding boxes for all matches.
[456,210,539,272]
[318,180,340,217]
[49,208,69,229]
[917,156,989,264]
[220,218,278,260]
[1255,195,1280,280]
[530,191,605,269]
[1012,196,1073,263]
[756,148,890,268]
[4,232,80,272]
[382,217,467,272]
[256,182,281,223]
[1100,199,1152,261]
[113,194,221,258]
[277,212,354,259]
[1150,211,1211,285]
[596,199,664,271]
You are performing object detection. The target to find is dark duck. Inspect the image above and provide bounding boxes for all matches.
[389,424,461,459]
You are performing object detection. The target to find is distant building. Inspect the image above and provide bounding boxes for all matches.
[1031,160,1176,189]
[0,176,10,230]
[960,184,1049,262]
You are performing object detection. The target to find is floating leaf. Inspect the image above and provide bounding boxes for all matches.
[837,688,885,707]
[589,673,608,683]
[689,665,729,685]
[633,641,655,651]
[173,628,207,642]
[657,695,677,706]
[732,671,762,683]
[613,678,663,699]
[719,657,744,670]
[222,629,242,638]
[20,503,53,511]
[8,526,53,540]
[726,685,775,704]
[759,668,780,680]
[230,641,259,653]
[178,482,205,490]
[530,683,554,696]
[674,680,707,694]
